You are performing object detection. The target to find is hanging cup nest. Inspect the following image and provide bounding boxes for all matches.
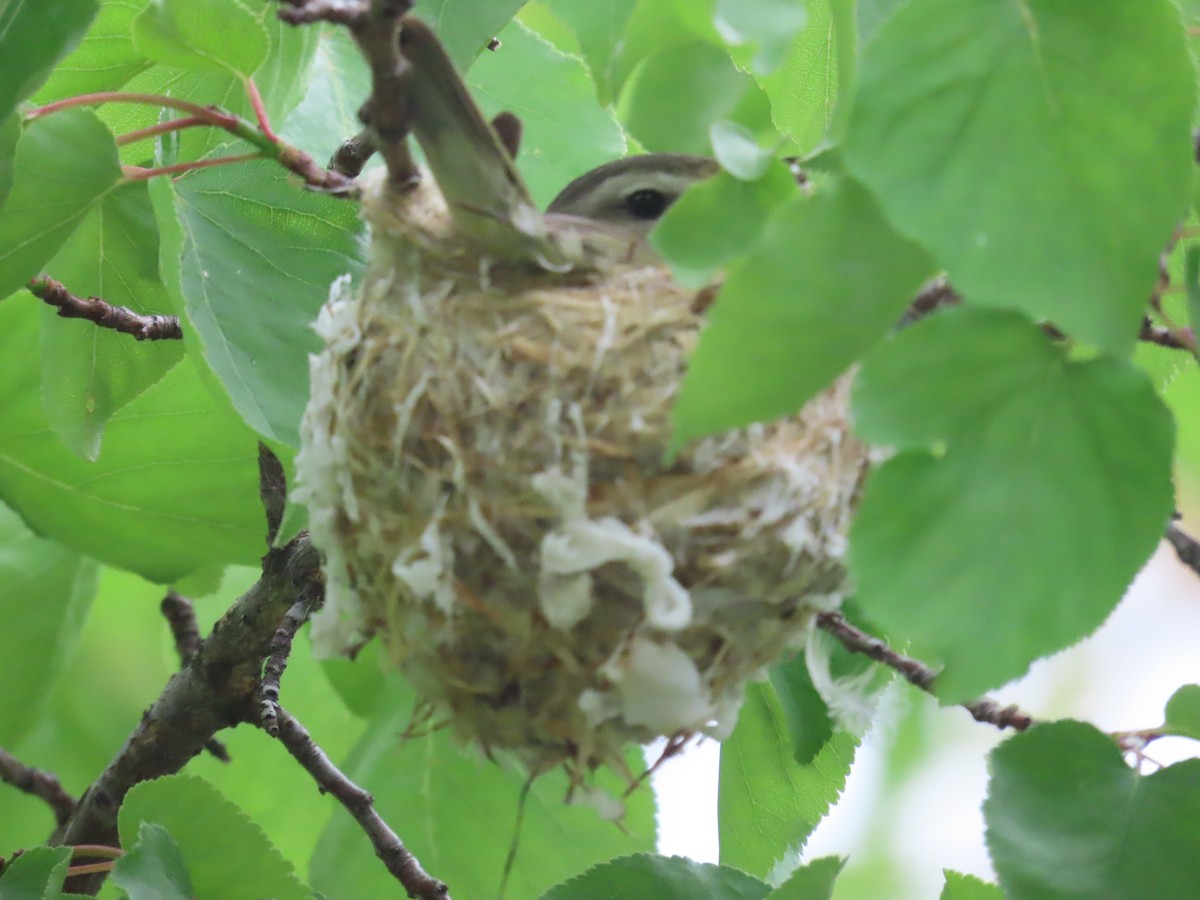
[296,170,868,788]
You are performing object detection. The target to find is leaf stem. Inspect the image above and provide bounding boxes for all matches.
[70,845,124,861]
[27,91,277,155]
[242,76,278,142]
[66,862,116,876]
[122,153,265,181]
[115,116,211,146]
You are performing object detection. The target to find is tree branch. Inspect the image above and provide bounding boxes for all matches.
[0,747,77,827]
[275,0,418,185]
[53,535,321,855]
[329,128,377,177]
[28,275,182,341]
[273,709,451,899]
[161,591,231,764]
[50,433,448,896]
[815,611,1036,732]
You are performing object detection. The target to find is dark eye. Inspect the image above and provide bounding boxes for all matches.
[625,188,670,220]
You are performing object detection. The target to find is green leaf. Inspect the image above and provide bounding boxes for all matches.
[277,27,369,167]
[112,3,317,165]
[621,41,772,156]
[133,0,269,78]
[413,0,528,70]
[1185,244,1200,337]
[850,308,1175,701]
[111,824,193,900]
[0,0,98,119]
[0,299,263,582]
[1164,684,1200,741]
[310,704,655,900]
[467,20,627,207]
[765,856,844,899]
[318,640,408,720]
[542,855,772,900]
[0,112,17,210]
[985,721,1200,898]
[40,181,182,460]
[1167,361,1200,480]
[544,0,637,102]
[0,501,98,746]
[856,0,905,46]
[715,0,807,76]
[754,9,828,151]
[518,3,583,57]
[940,870,1003,900]
[118,775,311,900]
[0,846,72,900]
[653,163,795,287]
[249,1,320,128]
[34,0,154,101]
[710,120,773,181]
[150,160,364,447]
[0,109,122,300]
[608,0,721,99]
[757,0,853,152]
[718,683,856,880]
[768,654,833,766]
[843,0,1194,356]
[672,176,932,446]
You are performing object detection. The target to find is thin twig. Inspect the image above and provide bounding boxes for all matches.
[161,592,202,661]
[28,274,182,341]
[259,585,323,736]
[902,276,961,325]
[815,611,1035,732]
[498,775,533,900]
[901,275,1196,354]
[256,441,320,736]
[1139,316,1195,351]
[273,709,451,899]
[1166,522,1200,580]
[0,747,77,826]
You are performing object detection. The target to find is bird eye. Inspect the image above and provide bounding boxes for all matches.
[625,188,670,220]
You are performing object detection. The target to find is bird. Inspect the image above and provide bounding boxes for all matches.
[395,17,717,268]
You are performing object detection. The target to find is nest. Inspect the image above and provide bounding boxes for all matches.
[296,170,868,789]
